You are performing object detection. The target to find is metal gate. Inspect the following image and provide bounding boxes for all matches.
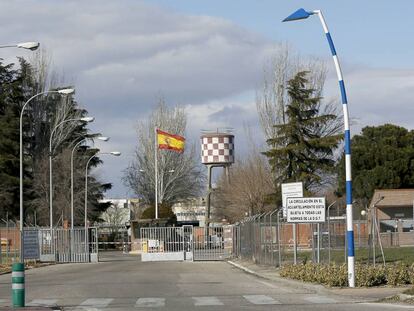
[193,226,235,261]
[140,226,235,262]
[38,227,98,263]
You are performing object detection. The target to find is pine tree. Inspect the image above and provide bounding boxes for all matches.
[0,60,28,219]
[263,71,342,193]
[336,124,414,201]
[0,57,112,225]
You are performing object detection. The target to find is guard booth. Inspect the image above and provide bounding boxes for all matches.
[140,225,236,262]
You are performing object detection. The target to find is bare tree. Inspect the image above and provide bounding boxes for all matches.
[100,203,128,237]
[213,127,274,222]
[213,145,274,223]
[124,99,204,206]
[256,44,342,141]
[23,50,103,226]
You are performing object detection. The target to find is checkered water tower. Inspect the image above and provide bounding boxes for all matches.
[201,133,235,165]
[200,132,235,226]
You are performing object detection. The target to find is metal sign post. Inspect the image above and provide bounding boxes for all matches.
[287,197,326,265]
[281,182,303,265]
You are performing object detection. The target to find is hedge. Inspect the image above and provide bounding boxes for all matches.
[280,262,414,287]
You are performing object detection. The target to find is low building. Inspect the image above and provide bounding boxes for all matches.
[369,189,414,247]
[172,198,207,227]
[369,189,414,232]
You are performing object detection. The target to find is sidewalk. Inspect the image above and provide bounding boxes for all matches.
[227,258,408,302]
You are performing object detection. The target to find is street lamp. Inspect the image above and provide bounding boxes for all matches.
[49,116,94,230]
[19,88,74,260]
[0,41,40,50]
[283,8,355,287]
[70,136,109,229]
[84,151,121,229]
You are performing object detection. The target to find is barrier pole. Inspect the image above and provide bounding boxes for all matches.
[12,262,25,307]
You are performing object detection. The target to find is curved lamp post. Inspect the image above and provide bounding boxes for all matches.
[19,88,74,260]
[49,116,94,230]
[70,136,109,229]
[0,41,40,50]
[84,151,121,229]
[283,8,354,287]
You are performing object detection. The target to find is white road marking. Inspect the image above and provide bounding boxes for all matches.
[243,295,280,305]
[193,296,223,306]
[304,296,337,304]
[28,299,58,306]
[79,298,113,308]
[136,298,165,308]
[256,279,290,292]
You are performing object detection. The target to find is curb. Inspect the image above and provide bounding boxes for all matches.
[227,260,263,276]
[227,260,326,293]
[0,263,55,276]
[227,260,410,304]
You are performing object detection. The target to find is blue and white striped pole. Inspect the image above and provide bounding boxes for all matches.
[283,8,355,287]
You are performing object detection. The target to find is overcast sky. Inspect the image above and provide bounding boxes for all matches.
[2,0,414,198]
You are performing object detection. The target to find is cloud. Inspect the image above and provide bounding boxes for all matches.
[0,0,277,196]
[324,66,414,133]
[1,1,413,197]
[0,0,276,112]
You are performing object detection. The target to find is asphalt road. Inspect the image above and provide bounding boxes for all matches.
[0,252,411,310]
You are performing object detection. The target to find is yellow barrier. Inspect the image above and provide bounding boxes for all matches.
[141,240,148,253]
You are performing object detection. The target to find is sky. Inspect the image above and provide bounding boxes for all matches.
[1,0,414,198]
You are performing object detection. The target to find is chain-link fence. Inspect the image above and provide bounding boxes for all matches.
[235,210,369,267]
[0,221,20,264]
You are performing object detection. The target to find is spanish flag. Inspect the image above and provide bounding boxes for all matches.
[157,129,185,153]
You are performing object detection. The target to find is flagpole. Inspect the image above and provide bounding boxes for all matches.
[154,127,159,219]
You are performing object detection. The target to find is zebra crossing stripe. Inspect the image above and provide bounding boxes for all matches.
[243,295,280,305]
[304,296,337,304]
[193,296,223,306]
[4,295,342,308]
[28,299,58,307]
[136,298,165,308]
[79,298,113,308]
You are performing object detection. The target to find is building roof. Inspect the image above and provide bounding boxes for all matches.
[369,189,414,208]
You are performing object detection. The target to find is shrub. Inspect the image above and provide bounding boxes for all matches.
[280,262,413,287]
[386,263,410,286]
[355,264,386,287]
[408,264,414,285]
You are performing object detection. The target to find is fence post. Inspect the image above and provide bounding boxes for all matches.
[12,262,25,307]
[277,210,282,267]
[293,223,297,264]
[316,222,321,263]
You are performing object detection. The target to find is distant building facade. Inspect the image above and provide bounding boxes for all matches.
[172,198,207,227]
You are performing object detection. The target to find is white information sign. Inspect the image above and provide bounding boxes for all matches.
[287,197,326,223]
[281,182,303,217]
[148,239,160,248]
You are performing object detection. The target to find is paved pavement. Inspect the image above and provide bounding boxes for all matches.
[0,252,411,310]
[228,258,408,302]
